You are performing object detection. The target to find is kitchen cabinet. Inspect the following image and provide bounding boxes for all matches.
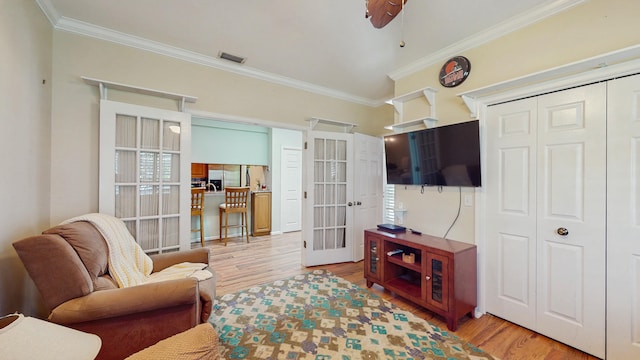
[364,229,477,331]
[191,163,207,178]
[251,191,271,236]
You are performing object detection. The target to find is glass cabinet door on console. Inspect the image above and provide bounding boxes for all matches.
[425,253,449,312]
[365,235,382,286]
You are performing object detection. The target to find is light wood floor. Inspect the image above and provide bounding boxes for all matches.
[200,232,598,360]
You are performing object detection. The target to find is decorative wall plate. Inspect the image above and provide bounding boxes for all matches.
[439,56,471,87]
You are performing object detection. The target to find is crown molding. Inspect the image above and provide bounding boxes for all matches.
[35,0,60,25]
[388,0,586,81]
[36,2,384,108]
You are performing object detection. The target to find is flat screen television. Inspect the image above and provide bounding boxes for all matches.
[384,120,481,187]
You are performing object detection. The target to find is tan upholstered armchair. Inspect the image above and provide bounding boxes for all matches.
[13,221,217,360]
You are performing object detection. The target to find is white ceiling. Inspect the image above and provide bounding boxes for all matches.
[38,0,577,105]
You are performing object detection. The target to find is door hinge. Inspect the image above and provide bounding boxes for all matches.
[304,191,307,199]
[303,240,307,248]
[304,141,307,150]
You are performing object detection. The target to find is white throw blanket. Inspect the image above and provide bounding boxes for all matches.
[61,213,211,287]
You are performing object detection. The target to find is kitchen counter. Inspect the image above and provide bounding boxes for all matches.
[190,187,255,244]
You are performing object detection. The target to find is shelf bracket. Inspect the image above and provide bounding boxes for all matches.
[82,76,198,112]
[422,87,437,118]
[461,95,477,118]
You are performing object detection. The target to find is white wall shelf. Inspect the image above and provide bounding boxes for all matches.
[386,117,438,133]
[306,117,357,133]
[387,86,438,131]
[391,86,438,120]
[82,76,197,111]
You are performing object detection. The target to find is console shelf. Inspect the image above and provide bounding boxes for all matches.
[364,229,477,331]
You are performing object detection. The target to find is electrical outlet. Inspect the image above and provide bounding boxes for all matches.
[464,194,473,207]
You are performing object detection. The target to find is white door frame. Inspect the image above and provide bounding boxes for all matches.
[464,57,640,317]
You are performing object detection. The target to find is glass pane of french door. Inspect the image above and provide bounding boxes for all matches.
[100,100,191,254]
[313,137,348,251]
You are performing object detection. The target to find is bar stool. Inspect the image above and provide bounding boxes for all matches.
[191,188,205,247]
[218,187,250,246]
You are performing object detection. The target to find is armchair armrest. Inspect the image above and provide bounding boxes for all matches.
[49,277,199,324]
[151,248,210,272]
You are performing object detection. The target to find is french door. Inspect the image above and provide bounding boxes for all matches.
[99,100,191,253]
[302,131,383,266]
[485,83,606,358]
[303,131,353,266]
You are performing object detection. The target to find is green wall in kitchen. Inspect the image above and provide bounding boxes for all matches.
[192,118,269,165]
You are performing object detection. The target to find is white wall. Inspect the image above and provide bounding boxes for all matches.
[0,0,53,316]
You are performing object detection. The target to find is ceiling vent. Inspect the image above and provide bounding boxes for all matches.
[218,51,246,64]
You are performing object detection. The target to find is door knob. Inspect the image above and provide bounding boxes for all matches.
[557,227,569,236]
[348,202,353,206]
[356,201,362,206]
[425,275,431,281]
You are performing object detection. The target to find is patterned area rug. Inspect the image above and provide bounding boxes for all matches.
[210,270,495,359]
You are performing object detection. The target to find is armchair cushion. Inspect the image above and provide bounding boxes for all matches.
[13,235,93,310]
[43,221,109,276]
[43,221,114,289]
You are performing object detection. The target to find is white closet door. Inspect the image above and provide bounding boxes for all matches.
[485,83,606,358]
[607,73,640,360]
[485,97,538,329]
[535,84,606,358]
[99,100,191,253]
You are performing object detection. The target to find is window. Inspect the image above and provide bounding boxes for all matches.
[383,184,395,224]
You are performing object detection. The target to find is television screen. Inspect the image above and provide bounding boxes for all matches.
[384,120,481,187]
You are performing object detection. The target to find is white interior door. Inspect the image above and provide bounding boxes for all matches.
[607,73,640,360]
[352,133,383,262]
[303,131,353,266]
[281,147,302,233]
[485,97,538,329]
[485,83,606,358]
[99,100,191,253]
[535,84,606,357]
